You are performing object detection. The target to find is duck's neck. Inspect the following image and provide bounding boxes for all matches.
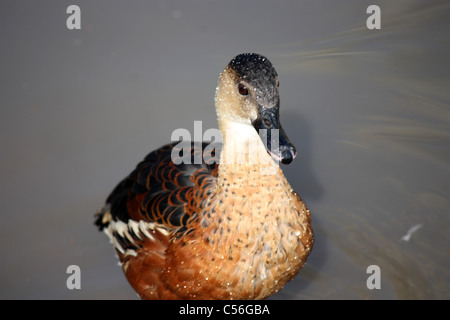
[217,118,280,184]
[205,118,298,253]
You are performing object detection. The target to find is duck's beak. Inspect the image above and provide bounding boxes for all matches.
[252,104,297,164]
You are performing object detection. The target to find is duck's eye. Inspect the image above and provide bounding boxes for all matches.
[238,83,249,96]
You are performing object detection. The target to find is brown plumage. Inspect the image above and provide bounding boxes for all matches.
[95,53,313,299]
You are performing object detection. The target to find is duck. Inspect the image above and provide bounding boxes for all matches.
[95,53,313,300]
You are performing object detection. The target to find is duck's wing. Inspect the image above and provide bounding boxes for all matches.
[95,142,219,256]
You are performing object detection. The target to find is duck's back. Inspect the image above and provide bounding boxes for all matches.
[95,142,219,299]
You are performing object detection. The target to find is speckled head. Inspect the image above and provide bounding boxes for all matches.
[215,53,297,164]
[228,53,279,108]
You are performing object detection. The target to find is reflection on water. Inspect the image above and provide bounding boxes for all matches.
[0,1,448,299]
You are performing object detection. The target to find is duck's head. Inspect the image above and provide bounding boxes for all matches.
[215,53,296,164]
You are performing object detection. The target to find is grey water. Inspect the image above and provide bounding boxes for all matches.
[0,0,448,299]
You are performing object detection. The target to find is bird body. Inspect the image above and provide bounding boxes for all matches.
[96,53,313,299]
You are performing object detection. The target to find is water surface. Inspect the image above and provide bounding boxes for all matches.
[0,0,448,299]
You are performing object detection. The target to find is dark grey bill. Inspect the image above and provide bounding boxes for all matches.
[252,105,297,165]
